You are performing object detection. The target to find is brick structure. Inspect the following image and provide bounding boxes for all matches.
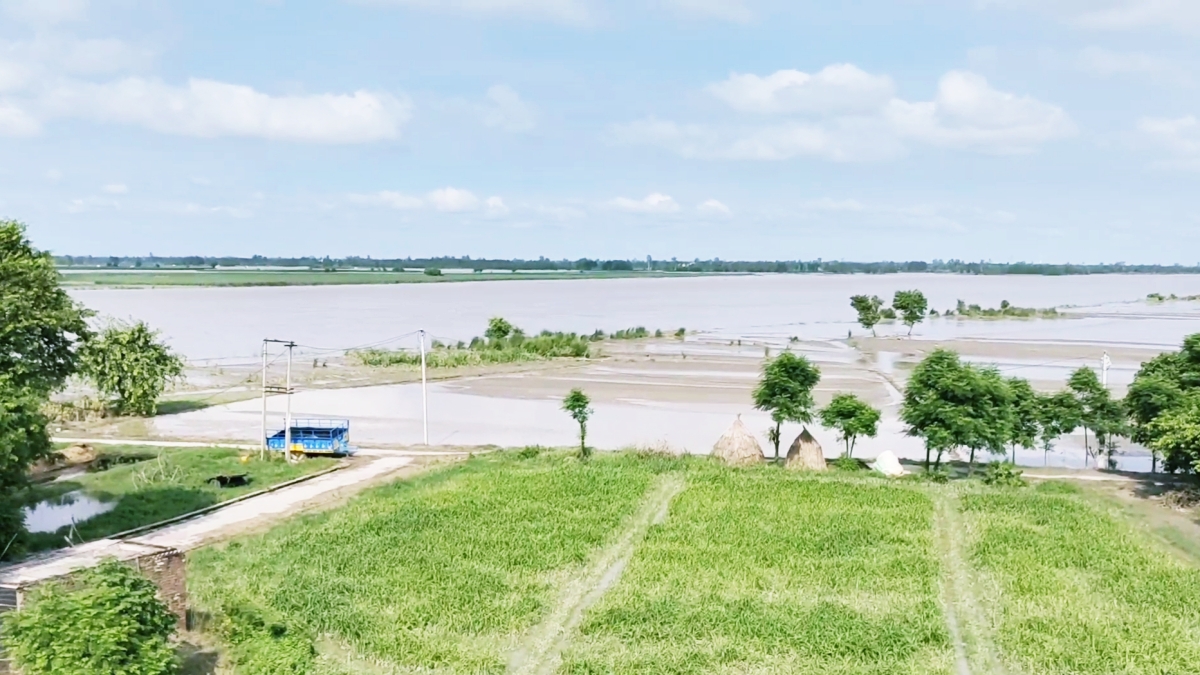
[0,540,188,627]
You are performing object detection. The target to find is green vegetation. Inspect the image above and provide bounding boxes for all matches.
[79,320,186,416]
[945,298,1061,319]
[1035,390,1082,465]
[902,350,1012,472]
[752,351,822,460]
[19,447,334,553]
[1,220,92,558]
[1147,292,1200,302]
[562,388,594,459]
[353,320,592,369]
[58,269,681,288]
[1068,366,1128,467]
[188,452,664,674]
[893,289,929,335]
[0,560,177,675]
[1127,334,1200,472]
[565,468,952,674]
[818,392,881,457]
[960,486,1200,674]
[850,294,884,336]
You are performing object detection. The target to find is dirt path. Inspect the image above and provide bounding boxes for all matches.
[507,473,685,675]
[933,489,1008,675]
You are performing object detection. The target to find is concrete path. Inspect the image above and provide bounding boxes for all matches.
[132,455,412,550]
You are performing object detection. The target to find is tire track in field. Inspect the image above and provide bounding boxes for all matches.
[934,489,1008,675]
[508,473,685,675]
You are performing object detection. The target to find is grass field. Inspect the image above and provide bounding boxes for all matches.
[959,482,1200,674]
[21,447,335,553]
[183,452,1200,675]
[564,467,953,675]
[58,269,697,288]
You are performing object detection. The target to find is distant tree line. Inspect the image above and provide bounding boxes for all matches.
[53,254,1200,276]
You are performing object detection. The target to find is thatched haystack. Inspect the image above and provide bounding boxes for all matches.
[712,416,764,466]
[785,428,826,471]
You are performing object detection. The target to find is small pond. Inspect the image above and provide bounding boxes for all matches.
[22,491,116,534]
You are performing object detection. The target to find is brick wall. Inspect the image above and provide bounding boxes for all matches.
[133,549,189,629]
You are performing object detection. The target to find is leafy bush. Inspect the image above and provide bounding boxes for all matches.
[80,320,185,416]
[831,455,867,471]
[423,267,443,276]
[0,560,177,675]
[213,603,315,675]
[982,461,1027,487]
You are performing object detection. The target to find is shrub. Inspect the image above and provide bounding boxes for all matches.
[424,267,443,276]
[831,455,867,472]
[982,461,1027,487]
[0,560,177,675]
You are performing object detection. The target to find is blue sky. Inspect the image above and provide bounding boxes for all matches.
[1,0,1198,262]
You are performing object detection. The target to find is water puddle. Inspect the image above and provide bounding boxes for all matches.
[23,491,116,534]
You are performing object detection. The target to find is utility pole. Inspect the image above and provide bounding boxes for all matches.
[260,341,268,460]
[419,330,429,445]
[285,341,294,462]
[262,339,297,461]
[1101,351,1112,388]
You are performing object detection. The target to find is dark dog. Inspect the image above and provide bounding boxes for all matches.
[208,474,250,488]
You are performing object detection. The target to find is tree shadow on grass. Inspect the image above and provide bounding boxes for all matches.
[156,399,217,416]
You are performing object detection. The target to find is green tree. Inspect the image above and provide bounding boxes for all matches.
[753,352,822,461]
[0,221,91,556]
[1006,377,1040,463]
[901,349,1012,473]
[818,393,881,458]
[80,321,185,416]
[892,289,928,336]
[849,295,884,337]
[1035,390,1082,466]
[1146,397,1200,473]
[0,559,177,675]
[1067,367,1126,467]
[0,221,91,396]
[485,317,515,341]
[562,388,593,459]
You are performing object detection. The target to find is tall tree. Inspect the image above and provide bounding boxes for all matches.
[0,221,91,557]
[1007,377,1040,463]
[561,388,593,459]
[0,221,91,396]
[1146,397,1200,473]
[1035,390,1082,466]
[753,351,822,461]
[901,349,1012,473]
[892,290,928,336]
[819,393,881,458]
[1067,366,1125,467]
[80,321,185,417]
[849,295,884,337]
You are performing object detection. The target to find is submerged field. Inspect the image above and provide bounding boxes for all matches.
[186,452,1200,675]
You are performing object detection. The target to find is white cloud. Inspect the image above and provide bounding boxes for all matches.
[481,84,536,132]
[0,59,34,93]
[609,193,681,213]
[349,191,424,209]
[666,0,754,22]
[428,187,480,212]
[35,77,412,143]
[1138,115,1200,168]
[45,169,62,181]
[884,71,1075,153]
[707,64,895,115]
[103,183,128,194]
[2,0,88,25]
[350,0,590,23]
[697,199,731,215]
[976,0,1200,34]
[621,67,1071,161]
[1075,47,1188,82]
[0,101,40,136]
[485,196,509,215]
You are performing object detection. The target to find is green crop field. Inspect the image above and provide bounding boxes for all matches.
[959,482,1200,674]
[21,447,335,553]
[184,452,1200,675]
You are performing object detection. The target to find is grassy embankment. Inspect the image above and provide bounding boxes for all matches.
[20,447,335,554]
[186,451,1200,675]
[58,269,696,288]
[352,324,684,369]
